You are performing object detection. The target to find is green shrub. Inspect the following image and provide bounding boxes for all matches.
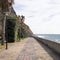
[5,19,15,42]
[5,16,28,42]
[14,21,20,42]
[5,16,18,42]
[18,27,28,38]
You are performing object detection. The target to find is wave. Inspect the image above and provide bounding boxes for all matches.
[38,36,45,38]
[54,39,60,43]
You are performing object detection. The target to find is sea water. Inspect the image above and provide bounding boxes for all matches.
[36,34,60,43]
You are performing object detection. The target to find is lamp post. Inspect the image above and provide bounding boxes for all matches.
[5,12,9,49]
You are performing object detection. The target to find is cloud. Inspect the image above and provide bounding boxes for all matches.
[14,0,60,34]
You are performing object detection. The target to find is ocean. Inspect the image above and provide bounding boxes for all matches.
[35,34,60,43]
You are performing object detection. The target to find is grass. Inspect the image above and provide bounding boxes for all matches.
[0,45,3,49]
[0,39,3,49]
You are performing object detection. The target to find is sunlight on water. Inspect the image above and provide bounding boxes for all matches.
[38,36,45,38]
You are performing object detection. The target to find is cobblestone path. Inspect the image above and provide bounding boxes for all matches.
[17,38,38,60]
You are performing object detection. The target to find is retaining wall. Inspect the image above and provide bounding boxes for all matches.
[33,36,60,54]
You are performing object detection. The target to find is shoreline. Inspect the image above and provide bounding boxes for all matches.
[35,34,60,43]
[38,36,60,43]
[36,34,60,44]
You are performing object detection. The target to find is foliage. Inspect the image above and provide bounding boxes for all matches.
[4,14,32,43]
[0,45,3,49]
[6,19,15,42]
[21,28,28,38]
[5,16,19,42]
[14,19,20,42]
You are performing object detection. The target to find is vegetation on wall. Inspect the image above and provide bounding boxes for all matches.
[5,16,19,42]
[5,17,15,42]
[0,0,33,45]
[5,15,30,42]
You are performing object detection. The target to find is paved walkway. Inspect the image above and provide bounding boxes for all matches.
[17,37,60,60]
[17,38,38,60]
[0,37,60,60]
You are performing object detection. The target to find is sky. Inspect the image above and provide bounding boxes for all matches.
[13,0,60,34]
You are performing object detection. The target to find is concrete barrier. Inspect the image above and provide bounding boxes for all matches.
[33,36,60,54]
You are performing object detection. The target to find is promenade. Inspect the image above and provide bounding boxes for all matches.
[0,37,60,60]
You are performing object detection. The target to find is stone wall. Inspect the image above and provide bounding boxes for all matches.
[33,36,60,54]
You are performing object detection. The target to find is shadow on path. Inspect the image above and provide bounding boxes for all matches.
[36,39,60,60]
